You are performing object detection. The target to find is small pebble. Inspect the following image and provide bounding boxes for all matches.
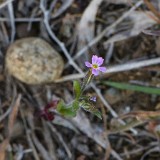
[5,37,64,84]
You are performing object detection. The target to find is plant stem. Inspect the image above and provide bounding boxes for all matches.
[81,69,94,93]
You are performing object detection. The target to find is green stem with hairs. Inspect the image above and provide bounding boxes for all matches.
[81,69,94,93]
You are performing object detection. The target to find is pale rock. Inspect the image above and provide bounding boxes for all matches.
[5,37,64,84]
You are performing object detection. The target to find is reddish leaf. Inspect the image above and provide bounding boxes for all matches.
[35,99,59,121]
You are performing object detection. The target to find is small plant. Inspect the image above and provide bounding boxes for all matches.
[38,55,107,120]
[36,99,59,121]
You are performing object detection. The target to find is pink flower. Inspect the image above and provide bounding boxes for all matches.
[85,55,107,76]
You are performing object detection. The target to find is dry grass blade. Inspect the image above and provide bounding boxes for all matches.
[0,17,41,22]
[144,0,160,19]
[120,110,160,121]
[47,122,72,159]
[0,139,9,160]
[31,133,52,160]
[0,105,12,122]
[0,0,15,10]
[8,94,22,136]
[55,73,84,83]
[110,110,160,133]
[7,1,15,42]
[55,57,160,82]
[0,94,21,160]
[27,116,53,160]
[106,57,160,74]
[52,0,74,18]
[106,0,129,4]
[42,121,57,160]
[0,21,9,45]
[77,0,103,51]
[20,110,40,160]
[140,146,160,160]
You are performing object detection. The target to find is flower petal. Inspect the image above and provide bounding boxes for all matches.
[99,67,107,72]
[92,55,98,64]
[90,96,96,102]
[92,69,99,76]
[85,61,92,68]
[97,57,104,66]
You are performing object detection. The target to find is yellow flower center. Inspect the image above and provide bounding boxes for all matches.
[92,64,98,69]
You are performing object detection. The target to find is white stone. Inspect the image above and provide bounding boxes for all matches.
[5,37,64,84]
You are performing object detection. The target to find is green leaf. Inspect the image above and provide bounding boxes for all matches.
[73,80,81,99]
[56,100,65,112]
[72,100,79,111]
[59,108,77,118]
[92,110,102,120]
[57,100,77,118]
[80,101,102,119]
[103,81,160,95]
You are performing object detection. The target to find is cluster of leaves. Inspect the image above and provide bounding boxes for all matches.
[57,80,102,119]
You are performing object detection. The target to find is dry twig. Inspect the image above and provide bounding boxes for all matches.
[47,123,72,159]
[42,120,57,160]
[20,109,40,160]
[7,1,15,42]
[0,0,15,10]
[55,57,160,82]
[27,116,52,160]
[0,94,21,160]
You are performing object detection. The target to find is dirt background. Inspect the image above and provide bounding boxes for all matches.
[0,0,160,160]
